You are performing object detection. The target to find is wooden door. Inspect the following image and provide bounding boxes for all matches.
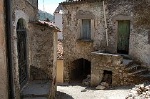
[117,20,130,54]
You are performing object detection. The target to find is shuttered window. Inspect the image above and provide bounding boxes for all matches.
[81,19,91,40]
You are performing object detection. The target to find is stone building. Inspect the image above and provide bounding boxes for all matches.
[0,0,9,98]
[0,0,59,99]
[61,0,150,87]
[54,5,63,40]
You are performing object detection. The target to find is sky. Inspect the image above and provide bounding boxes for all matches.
[38,0,63,14]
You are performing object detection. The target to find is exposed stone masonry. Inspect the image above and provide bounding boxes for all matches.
[62,0,150,86]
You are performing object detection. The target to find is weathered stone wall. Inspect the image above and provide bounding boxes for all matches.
[91,53,123,86]
[106,0,150,66]
[29,23,54,80]
[129,0,150,66]
[11,0,38,98]
[0,0,8,98]
[28,23,58,99]
[90,52,136,87]
[12,0,38,21]
[62,2,104,81]
[62,0,150,82]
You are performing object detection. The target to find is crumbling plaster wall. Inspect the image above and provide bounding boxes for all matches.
[12,0,38,21]
[29,24,58,99]
[0,0,8,98]
[62,0,150,82]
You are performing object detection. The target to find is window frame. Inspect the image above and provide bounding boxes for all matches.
[80,19,91,40]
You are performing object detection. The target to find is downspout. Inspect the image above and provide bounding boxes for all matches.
[5,0,15,98]
[103,1,109,46]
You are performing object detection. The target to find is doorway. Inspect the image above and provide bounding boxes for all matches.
[17,18,28,87]
[117,20,130,54]
[71,58,91,82]
[101,70,112,85]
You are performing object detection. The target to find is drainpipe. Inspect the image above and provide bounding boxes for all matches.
[103,1,109,46]
[5,0,15,98]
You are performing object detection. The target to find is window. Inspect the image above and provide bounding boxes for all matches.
[81,19,91,40]
[148,32,150,44]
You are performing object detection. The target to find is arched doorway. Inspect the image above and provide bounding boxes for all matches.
[71,58,91,82]
[17,18,28,87]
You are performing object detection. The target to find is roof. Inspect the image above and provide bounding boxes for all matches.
[61,0,103,5]
[31,20,61,32]
[57,40,63,60]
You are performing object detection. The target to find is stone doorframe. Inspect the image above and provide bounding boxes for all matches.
[112,14,133,54]
[12,10,30,98]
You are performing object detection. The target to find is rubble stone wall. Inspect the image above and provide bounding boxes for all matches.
[0,0,8,98]
[91,53,135,87]
[62,0,150,82]
[29,23,54,80]
[91,53,122,86]
[62,2,105,82]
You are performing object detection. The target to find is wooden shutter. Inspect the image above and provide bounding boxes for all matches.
[82,19,91,39]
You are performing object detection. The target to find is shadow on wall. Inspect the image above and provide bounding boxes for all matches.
[30,66,50,80]
[56,91,73,99]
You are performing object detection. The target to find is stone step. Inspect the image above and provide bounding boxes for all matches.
[122,59,133,66]
[126,64,140,71]
[128,69,147,76]
[21,80,51,99]
[23,97,47,99]
[140,74,150,78]
[22,94,48,98]
[119,54,132,59]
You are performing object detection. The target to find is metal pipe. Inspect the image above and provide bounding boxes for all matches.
[5,0,15,98]
[103,1,109,46]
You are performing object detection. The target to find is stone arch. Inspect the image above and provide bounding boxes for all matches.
[16,18,26,30]
[70,58,91,82]
[12,10,30,90]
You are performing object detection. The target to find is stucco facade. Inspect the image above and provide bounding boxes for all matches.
[61,0,150,86]
[0,0,9,98]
